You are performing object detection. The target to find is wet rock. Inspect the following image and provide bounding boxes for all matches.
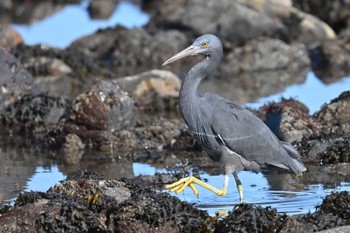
[296,191,350,231]
[0,171,212,233]
[297,132,350,164]
[115,69,181,111]
[0,47,34,113]
[157,0,335,45]
[88,0,119,19]
[315,91,350,134]
[1,171,349,232]
[0,25,23,51]
[257,99,322,143]
[0,94,71,133]
[68,26,187,76]
[280,216,316,232]
[99,117,183,155]
[52,80,134,148]
[309,40,350,82]
[214,204,285,233]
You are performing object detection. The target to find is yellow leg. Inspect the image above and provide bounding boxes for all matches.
[233,172,244,203]
[165,175,229,196]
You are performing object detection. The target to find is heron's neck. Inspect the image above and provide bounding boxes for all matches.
[179,57,219,124]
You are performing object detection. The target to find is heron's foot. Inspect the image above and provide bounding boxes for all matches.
[165,176,227,196]
[165,176,200,195]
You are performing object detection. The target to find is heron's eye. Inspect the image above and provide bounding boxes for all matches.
[201,41,209,47]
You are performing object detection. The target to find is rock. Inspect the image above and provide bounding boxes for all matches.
[309,40,350,82]
[158,0,335,45]
[68,26,187,76]
[0,47,34,113]
[0,94,71,133]
[114,70,181,111]
[0,0,80,25]
[280,216,316,233]
[0,25,23,51]
[257,99,322,143]
[315,91,350,134]
[0,171,211,232]
[297,132,350,164]
[1,171,349,232]
[296,191,350,231]
[214,204,284,233]
[211,38,310,103]
[317,226,350,233]
[87,0,119,19]
[99,117,183,155]
[11,44,102,98]
[293,0,350,32]
[63,79,134,132]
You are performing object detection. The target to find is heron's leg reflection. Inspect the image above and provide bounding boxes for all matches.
[165,175,229,196]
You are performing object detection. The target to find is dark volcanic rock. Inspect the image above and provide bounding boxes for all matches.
[0,47,34,113]
[0,94,71,133]
[257,99,322,143]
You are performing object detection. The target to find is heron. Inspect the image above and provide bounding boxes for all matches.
[162,34,306,202]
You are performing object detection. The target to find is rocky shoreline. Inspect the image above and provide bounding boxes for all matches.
[0,0,350,232]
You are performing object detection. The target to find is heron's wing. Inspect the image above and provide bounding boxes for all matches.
[209,98,285,165]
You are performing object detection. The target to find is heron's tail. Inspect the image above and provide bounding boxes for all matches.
[281,141,307,176]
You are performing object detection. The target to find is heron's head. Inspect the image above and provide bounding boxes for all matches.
[162,34,223,66]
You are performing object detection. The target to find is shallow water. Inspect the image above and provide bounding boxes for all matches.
[2,0,350,216]
[18,162,350,216]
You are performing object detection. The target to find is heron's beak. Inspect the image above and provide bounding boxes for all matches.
[162,46,198,66]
